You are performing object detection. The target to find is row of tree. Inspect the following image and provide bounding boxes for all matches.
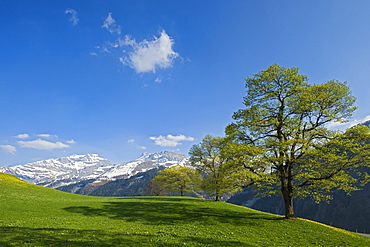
[150,64,370,219]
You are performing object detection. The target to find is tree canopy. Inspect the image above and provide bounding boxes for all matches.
[151,165,201,196]
[189,135,232,201]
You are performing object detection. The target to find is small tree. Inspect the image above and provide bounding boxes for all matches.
[225,64,370,218]
[189,135,260,201]
[145,180,168,196]
[152,165,201,196]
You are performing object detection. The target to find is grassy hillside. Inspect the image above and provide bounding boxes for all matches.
[0,173,369,246]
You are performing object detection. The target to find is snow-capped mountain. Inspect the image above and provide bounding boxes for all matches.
[100,151,188,180]
[138,151,186,163]
[0,151,188,188]
[0,154,114,188]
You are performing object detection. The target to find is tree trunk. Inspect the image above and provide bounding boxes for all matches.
[180,190,184,196]
[281,186,295,218]
[215,186,221,201]
[281,166,296,218]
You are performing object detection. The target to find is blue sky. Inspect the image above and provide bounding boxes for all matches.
[1,0,370,166]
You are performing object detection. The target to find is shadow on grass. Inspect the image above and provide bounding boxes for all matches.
[0,226,253,246]
[64,197,281,226]
[0,226,138,247]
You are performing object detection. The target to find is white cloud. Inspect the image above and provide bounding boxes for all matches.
[18,139,70,150]
[65,9,79,26]
[326,121,349,130]
[94,13,180,76]
[149,134,195,147]
[138,145,147,150]
[121,30,179,73]
[102,12,121,35]
[155,77,162,83]
[128,139,135,143]
[37,134,58,138]
[14,133,30,139]
[327,115,370,130]
[0,145,16,155]
[66,139,76,144]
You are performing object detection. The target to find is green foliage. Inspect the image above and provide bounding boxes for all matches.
[1,172,369,246]
[152,165,201,196]
[220,142,265,187]
[225,63,369,218]
[294,125,370,202]
[189,135,253,201]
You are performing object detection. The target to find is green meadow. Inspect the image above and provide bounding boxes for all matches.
[0,173,369,246]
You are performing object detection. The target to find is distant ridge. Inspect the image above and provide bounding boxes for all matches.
[0,151,189,189]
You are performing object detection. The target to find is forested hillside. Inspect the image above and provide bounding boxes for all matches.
[228,174,370,234]
[57,168,163,196]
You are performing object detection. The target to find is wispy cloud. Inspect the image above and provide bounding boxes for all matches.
[102,12,121,35]
[327,115,370,130]
[37,134,58,138]
[0,145,16,155]
[155,77,163,83]
[66,139,76,144]
[149,134,195,147]
[18,139,70,150]
[65,9,79,26]
[14,133,30,139]
[120,30,179,73]
[127,139,146,149]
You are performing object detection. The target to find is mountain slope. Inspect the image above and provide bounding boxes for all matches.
[0,154,114,188]
[99,151,188,180]
[1,172,368,246]
[228,173,370,234]
[56,152,190,196]
[57,167,164,196]
[0,151,189,189]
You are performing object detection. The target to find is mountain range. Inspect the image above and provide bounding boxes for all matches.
[0,151,188,189]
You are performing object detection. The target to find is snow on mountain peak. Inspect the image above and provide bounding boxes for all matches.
[138,151,186,163]
[0,154,114,188]
[100,151,188,180]
[0,151,189,189]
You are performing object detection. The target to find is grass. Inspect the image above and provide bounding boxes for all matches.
[0,173,369,246]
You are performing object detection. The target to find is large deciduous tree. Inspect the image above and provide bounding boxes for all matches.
[225,64,370,218]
